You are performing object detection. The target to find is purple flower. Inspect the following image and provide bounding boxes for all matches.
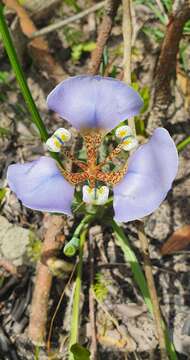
[7,75,178,222]
[7,157,74,215]
[113,127,178,222]
[47,75,143,131]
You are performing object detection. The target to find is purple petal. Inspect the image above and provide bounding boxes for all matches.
[47,75,143,131]
[113,128,178,222]
[7,157,74,215]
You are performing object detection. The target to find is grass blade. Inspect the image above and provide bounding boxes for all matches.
[111,219,178,360]
[68,229,87,360]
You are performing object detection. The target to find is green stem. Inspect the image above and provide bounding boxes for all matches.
[0,5,48,142]
[111,220,178,360]
[69,229,87,360]
[73,214,93,238]
[111,220,153,310]
[177,136,190,152]
[64,214,94,256]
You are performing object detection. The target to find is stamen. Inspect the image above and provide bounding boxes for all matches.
[115,125,132,139]
[46,128,71,152]
[115,125,138,151]
[122,136,138,151]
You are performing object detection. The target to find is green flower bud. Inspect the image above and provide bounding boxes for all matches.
[63,237,80,257]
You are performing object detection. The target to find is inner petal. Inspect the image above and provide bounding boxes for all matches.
[82,185,109,205]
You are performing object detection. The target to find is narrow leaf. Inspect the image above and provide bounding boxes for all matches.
[111,220,178,360]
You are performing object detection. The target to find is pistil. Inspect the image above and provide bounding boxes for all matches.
[58,128,132,189]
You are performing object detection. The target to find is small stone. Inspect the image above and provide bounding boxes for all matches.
[0,216,31,266]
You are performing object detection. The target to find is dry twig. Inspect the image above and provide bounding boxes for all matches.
[89,0,121,75]
[122,0,136,134]
[28,214,65,345]
[30,1,106,39]
[0,258,19,277]
[122,0,132,85]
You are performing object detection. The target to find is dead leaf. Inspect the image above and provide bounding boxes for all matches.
[161,225,190,255]
[177,69,190,111]
[3,0,66,83]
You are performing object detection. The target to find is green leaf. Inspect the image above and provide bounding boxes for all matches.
[0,70,9,83]
[147,3,167,25]
[0,188,6,203]
[64,0,81,12]
[71,42,96,62]
[143,26,164,42]
[0,127,11,138]
[83,41,96,52]
[93,273,109,302]
[70,343,90,360]
[64,26,83,46]
[34,346,40,360]
[71,44,83,61]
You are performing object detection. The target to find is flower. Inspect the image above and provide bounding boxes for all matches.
[7,75,178,222]
[113,127,178,222]
[47,75,143,131]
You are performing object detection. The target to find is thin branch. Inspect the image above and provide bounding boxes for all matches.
[122,0,136,135]
[89,0,121,75]
[154,0,190,106]
[93,290,136,355]
[0,259,19,277]
[47,263,77,352]
[28,214,65,345]
[29,1,106,39]
[138,223,168,360]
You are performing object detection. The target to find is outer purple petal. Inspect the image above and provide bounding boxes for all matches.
[47,75,143,131]
[7,157,74,215]
[113,128,178,222]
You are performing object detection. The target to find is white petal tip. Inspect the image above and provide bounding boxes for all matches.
[82,185,109,205]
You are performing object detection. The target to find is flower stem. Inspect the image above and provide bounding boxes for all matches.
[64,214,94,256]
[110,220,178,360]
[177,136,190,152]
[0,4,48,142]
[68,229,87,359]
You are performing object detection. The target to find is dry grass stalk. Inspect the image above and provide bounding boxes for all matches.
[28,214,65,345]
